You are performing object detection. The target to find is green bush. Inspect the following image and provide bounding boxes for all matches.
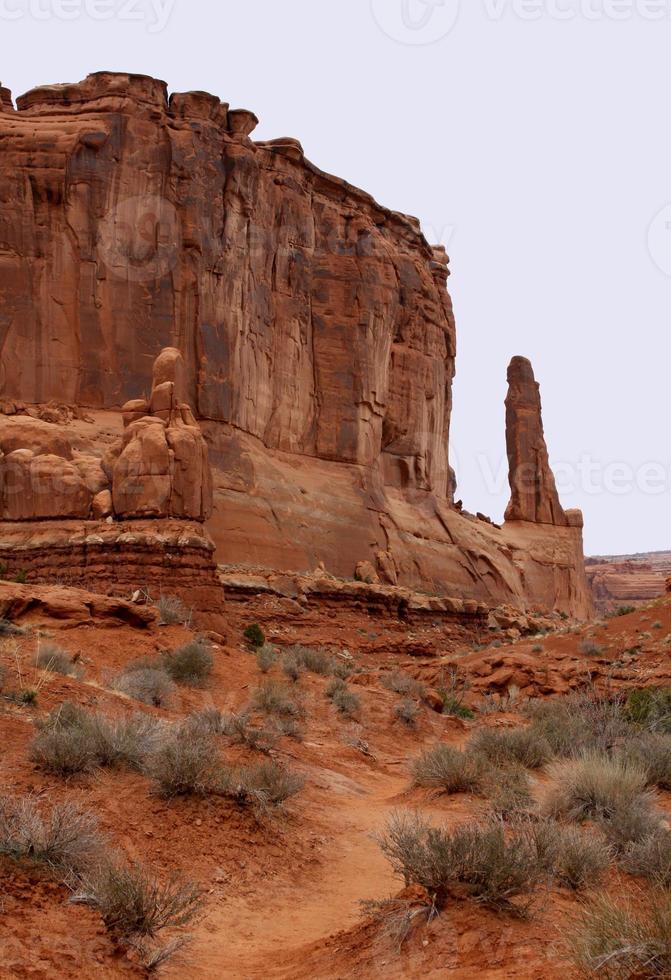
[626,688,671,731]
[442,696,475,720]
[243,623,265,649]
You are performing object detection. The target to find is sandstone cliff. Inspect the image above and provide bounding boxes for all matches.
[0,73,592,618]
[585,551,671,614]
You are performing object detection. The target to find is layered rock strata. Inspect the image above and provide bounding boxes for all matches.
[0,72,592,618]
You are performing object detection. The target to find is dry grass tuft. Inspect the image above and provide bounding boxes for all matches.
[412,744,488,795]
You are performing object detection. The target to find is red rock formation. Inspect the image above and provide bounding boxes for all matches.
[504,356,567,526]
[113,348,213,521]
[0,72,592,619]
[585,552,671,614]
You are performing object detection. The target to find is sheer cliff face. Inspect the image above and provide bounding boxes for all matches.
[0,72,455,500]
[0,73,592,618]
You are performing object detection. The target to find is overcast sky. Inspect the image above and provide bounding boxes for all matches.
[2,0,670,556]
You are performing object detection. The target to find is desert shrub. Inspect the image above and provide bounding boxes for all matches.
[411,744,488,795]
[0,618,23,636]
[618,732,671,790]
[221,710,278,752]
[565,890,671,978]
[437,667,474,719]
[243,623,265,649]
[113,668,175,708]
[549,826,610,891]
[626,687,671,732]
[485,767,535,819]
[543,753,653,824]
[161,639,213,686]
[253,679,303,719]
[442,696,474,719]
[270,717,304,741]
[579,639,603,656]
[35,642,80,677]
[326,678,361,719]
[377,811,542,914]
[607,605,637,618]
[186,707,278,753]
[144,731,223,798]
[470,726,552,770]
[515,818,611,891]
[29,726,96,777]
[229,760,305,811]
[623,830,671,887]
[382,671,427,700]
[14,688,39,706]
[332,659,354,681]
[76,860,203,939]
[156,594,190,626]
[0,796,105,872]
[255,645,277,674]
[526,691,630,757]
[599,797,663,855]
[282,653,303,683]
[394,699,421,729]
[36,703,160,772]
[290,645,334,676]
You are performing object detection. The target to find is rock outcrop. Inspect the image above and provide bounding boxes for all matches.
[504,356,567,526]
[0,72,592,619]
[113,348,213,521]
[0,348,212,524]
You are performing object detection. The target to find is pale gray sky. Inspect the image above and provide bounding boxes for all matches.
[2,0,670,556]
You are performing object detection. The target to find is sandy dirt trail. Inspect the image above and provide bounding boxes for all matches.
[176,765,409,979]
